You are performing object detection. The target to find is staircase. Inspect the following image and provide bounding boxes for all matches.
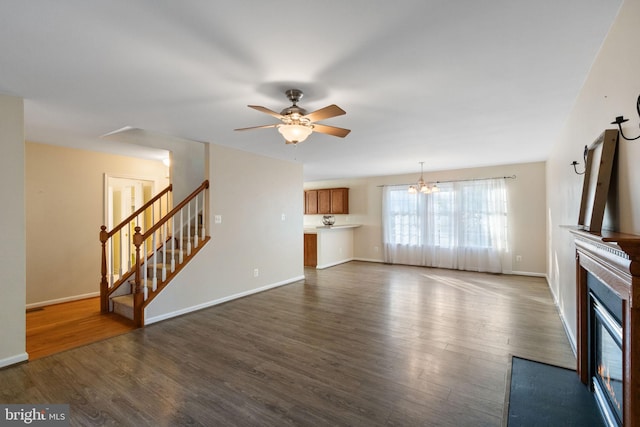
[100,180,210,327]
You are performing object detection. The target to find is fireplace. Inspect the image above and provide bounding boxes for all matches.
[590,279,623,426]
[570,228,640,427]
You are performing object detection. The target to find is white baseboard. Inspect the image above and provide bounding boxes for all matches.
[545,275,577,356]
[559,310,577,356]
[510,270,546,277]
[316,258,355,270]
[26,291,101,309]
[0,352,28,369]
[144,275,305,325]
[353,257,385,263]
[352,258,547,277]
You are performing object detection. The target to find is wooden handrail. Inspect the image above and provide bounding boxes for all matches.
[131,180,209,326]
[100,180,210,325]
[101,184,173,241]
[100,183,172,313]
[140,180,209,241]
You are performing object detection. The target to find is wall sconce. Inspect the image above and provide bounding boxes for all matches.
[571,145,588,175]
[610,94,640,141]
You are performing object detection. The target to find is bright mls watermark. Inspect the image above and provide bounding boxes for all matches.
[0,405,69,426]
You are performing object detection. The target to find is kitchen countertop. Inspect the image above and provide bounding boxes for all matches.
[304,224,361,234]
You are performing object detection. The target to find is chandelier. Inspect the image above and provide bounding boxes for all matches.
[408,162,439,194]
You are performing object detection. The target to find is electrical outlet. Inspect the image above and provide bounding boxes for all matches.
[281,213,286,221]
[516,255,522,262]
[253,268,259,277]
[214,215,222,224]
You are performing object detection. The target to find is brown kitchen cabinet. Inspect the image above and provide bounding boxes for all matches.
[305,190,319,214]
[317,189,331,213]
[330,188,348,214]
[304,187,349,214]
[304,233,317,267]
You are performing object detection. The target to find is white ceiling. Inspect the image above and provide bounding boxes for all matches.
[0,1,622,181]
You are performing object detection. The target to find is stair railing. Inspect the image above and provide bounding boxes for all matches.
[100,184,173,313]
[131,180,209,326]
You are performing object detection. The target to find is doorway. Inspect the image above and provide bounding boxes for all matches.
[104,176,155,281]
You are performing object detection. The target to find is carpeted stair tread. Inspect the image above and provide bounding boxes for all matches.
[111,294,134,307]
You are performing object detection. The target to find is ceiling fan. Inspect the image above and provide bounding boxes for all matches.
[235,89,351,144]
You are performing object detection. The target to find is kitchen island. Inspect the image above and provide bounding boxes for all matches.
[303,224,361,269]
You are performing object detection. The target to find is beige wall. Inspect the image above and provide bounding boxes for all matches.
[25,142,169,306]
[547,0,640,349]
[0,94,27,367]
[315,228,356,269]
[145,143,304,323]
[306,161,547,275]
[102,128,205,203]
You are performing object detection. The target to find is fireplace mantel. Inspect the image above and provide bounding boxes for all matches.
[569,227,640,426]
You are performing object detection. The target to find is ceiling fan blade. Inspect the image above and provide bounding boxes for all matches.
[248,105,284,119]
[303,104,346,122]
[312,124,351,138]
[234,124,278,131]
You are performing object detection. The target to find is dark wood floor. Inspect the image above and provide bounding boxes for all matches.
[2,262,575,426]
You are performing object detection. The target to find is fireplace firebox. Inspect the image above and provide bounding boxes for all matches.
[570,228,640,427]
[590,288,623,426]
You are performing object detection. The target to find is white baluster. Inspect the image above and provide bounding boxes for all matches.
[152,232,157,291]
[187,202,192,256]
[171,215,177,272]
[194,195,199,248]
[162,223,167,282]
[118,231,126,278]
[153,204,158,240]
[132,226,137,271]
[165,192,169,226]
[143,240,148,301]
[201,191,206,241]
[179,210,184,263]
[108,237,114,287]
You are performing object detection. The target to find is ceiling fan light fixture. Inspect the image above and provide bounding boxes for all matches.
[235,89,350,144]
[277,124,313,144]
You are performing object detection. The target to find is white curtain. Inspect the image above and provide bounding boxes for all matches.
[382,178,508,273]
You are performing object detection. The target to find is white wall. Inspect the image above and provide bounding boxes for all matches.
[547,0,640,349]
[306,161,547,275]
[316,228,356,269]
[145,143,304,323]
[0,94,27,367]
[25,142,169,306]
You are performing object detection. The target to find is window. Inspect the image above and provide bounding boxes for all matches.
[382,178,508,273]
[386,188,422,246]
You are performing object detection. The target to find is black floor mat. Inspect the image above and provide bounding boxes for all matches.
[506,356,605,427]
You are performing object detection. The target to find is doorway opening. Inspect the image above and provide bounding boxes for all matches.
[104,176,156,282]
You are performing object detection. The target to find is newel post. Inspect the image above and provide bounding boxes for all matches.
[133,226,145,327]
[99,225,109,313]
